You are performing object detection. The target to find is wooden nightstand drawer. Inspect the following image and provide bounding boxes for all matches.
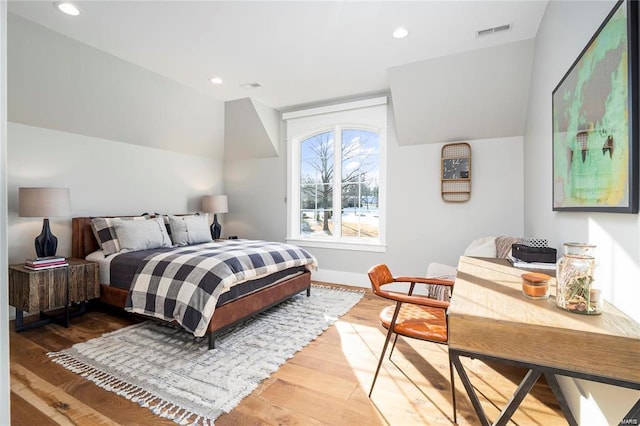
[9,258,99,313]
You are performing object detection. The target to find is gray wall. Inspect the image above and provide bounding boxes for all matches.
[524,0,640,422]
[390,39,534,146]
[9,14,224,158]
[224,97,279,160]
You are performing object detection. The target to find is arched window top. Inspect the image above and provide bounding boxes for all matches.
[285,100,387,252]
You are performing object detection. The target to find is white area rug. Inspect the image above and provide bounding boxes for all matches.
[48,285,364,425]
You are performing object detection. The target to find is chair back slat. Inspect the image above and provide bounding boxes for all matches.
[368,264,393,296]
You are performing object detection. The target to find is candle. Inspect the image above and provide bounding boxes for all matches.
[521,272,551,299]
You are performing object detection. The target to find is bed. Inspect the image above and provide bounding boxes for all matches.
[71,216,316,349]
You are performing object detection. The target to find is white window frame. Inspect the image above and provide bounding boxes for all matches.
[283,96,387,252]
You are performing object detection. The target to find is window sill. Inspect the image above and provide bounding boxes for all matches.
[286,238,386,253]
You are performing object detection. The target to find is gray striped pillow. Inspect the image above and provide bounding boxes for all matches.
[495,236,522,259]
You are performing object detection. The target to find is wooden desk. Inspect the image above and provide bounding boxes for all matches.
[448,256,640,426]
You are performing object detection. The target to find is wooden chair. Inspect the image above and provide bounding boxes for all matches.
[367,263,457,423]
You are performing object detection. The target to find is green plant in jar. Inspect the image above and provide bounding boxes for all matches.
[556,243,601,314]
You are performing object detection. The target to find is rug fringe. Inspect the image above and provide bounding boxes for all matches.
[311,283,365,294]
[47,352,216,425]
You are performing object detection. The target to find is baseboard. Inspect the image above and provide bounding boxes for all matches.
[312,268,432,295]
[311,268,370,288]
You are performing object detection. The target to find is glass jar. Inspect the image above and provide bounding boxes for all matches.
[556,243,601,314]
[521,272,551,299]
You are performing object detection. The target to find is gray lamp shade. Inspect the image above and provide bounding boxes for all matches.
[202,195,228,214]
[19,187,71,218]
[19,187,71,257]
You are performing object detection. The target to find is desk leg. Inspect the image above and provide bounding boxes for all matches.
[450,350,491,426]
[494,368,542,426]
[546,374,639,426]
[544,373,578,426]
[622,399,640,425]
[451,350,567,426]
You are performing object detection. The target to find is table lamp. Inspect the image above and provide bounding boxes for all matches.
[19,187,71,258]
[202,195,228,239]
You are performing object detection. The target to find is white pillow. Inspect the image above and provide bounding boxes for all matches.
[426,262,457,280]
[112,217,172,252]
[463,236,497,257]
[168,214,213,246]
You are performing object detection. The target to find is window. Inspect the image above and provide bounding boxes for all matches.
[284,97,386,252]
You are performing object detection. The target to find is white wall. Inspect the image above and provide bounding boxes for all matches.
[225,102,525,286]
[8,123,223,265]
[1,1,10,422]
[524,1,640,423]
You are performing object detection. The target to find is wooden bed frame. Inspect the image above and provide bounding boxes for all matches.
[71,217,311,349]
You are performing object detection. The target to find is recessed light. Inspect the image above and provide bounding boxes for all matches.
[209,76,223,85]
[54,2,80,16]
[393,27,409,39]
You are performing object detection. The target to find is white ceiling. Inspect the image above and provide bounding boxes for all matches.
[8,1,548,109]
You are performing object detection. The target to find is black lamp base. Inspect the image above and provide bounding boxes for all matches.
[35,218,58,258]
[210,213,222,240]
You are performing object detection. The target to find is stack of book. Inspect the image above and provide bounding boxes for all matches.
[24,256,69,270]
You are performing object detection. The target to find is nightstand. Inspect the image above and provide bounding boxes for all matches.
[9,258,99,331]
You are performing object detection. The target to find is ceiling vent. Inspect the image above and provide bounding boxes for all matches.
[240,82,262,89]
[476,24,512,38]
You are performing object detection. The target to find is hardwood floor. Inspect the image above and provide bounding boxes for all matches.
[9,283,568,425]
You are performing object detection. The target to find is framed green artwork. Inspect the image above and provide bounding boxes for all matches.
[552,0,639,213]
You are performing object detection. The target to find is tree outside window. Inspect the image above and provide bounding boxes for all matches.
[299,128,379,239]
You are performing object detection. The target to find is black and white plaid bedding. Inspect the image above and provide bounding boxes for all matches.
[124,240,318,337]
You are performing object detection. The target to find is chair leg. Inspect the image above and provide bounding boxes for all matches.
[369,302,402,397]
[388,334,400,360]
[449,354,457,424]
